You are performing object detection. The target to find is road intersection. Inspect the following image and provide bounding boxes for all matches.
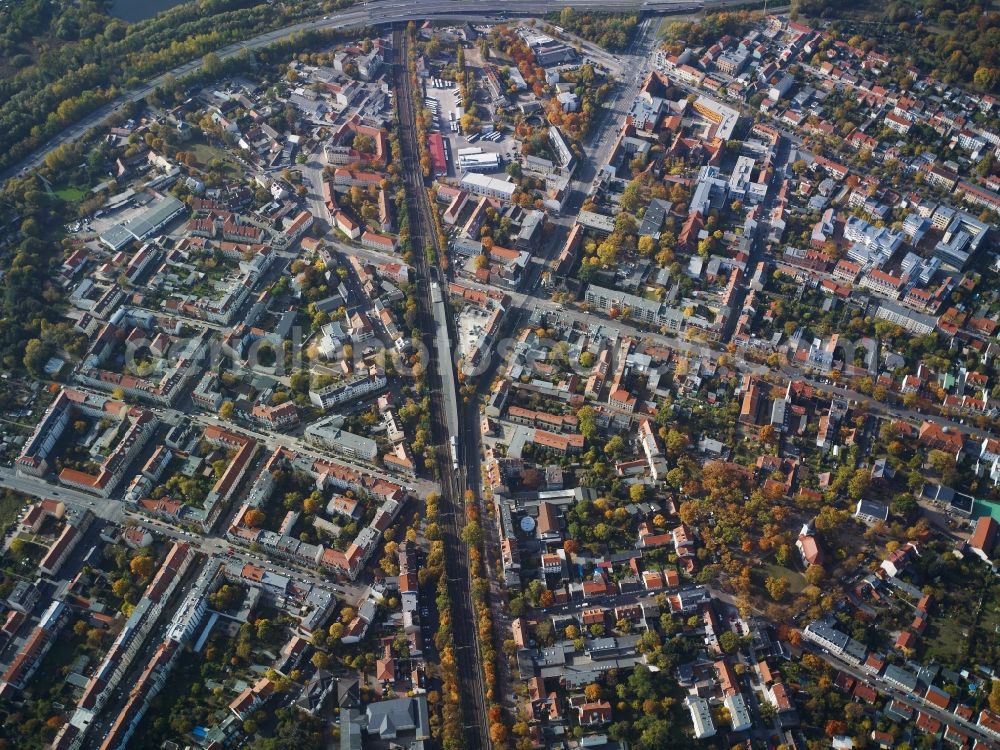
[1,0,749,186]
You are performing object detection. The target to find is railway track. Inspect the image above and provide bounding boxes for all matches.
[391,26,492,750]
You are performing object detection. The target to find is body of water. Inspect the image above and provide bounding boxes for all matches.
[109,0,190,23]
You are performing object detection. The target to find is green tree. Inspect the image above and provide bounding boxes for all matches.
[202,52,222,77]
[604,435,626,458]
[289,371,310,393]
[974,66,1000,91]
[665,429,688,456]
[129,555,155,579]
[718,630,739,653]
[621,181,641,213]
[847,469,870,500]
[928,449,956,477]
[352,133,375,153]
[23,338,49,376]
[990,679,1000,714]
[256,618,275,641]
[209,584,242,611]
[461,521,483,549]
[765,575,789,601]
[804,564,825,586]
[577,406,598,440]
[596,238,620,266]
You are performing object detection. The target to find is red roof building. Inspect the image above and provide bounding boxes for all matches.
[577,701,612,726]
[915,711,942,735]
[969,516,998,561]
[924,685,950,710]
[428,132,447,176]
[853,683,877,704]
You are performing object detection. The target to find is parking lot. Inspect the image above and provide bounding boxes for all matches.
[422,78,521,176]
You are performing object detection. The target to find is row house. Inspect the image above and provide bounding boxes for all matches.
[884,111,912,135]
[361,230,397,253]
[859,269,905,299]
[530,429,584,456]
[333,168,383,188]
[40,511,95,576]
[252,401,300,431]
[505,405,578,433]
[308,368,388,410]
[0,602,66,697]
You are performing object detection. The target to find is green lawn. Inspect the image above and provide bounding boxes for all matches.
[54,185,88,203]
[8,538,46,565]
[970,582,1000,670]
[754,562,808,595]
[190,142,240,177]
[0,490,27,530]
[923,612,972,668]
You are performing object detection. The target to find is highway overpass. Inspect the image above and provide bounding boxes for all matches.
[0,0,726,183]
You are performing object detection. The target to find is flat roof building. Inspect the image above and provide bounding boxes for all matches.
[304,415,378,461]
[693,95,740,140]
[458,152,502,173]
[99,196,186,251]
[460,172,516,202]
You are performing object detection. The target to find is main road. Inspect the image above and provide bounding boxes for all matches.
[0,466,368,602]
[1,0,753,185]
[803,643,1000,747]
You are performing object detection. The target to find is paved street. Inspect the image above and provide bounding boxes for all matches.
[804,643,1000,747]
[187,411,439,497]
[0,466,124,523]
[121,508,369,604]
[302,152,334,226]
[0,466,369,604]
[1,0,768,185]
[455,276,997,443]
